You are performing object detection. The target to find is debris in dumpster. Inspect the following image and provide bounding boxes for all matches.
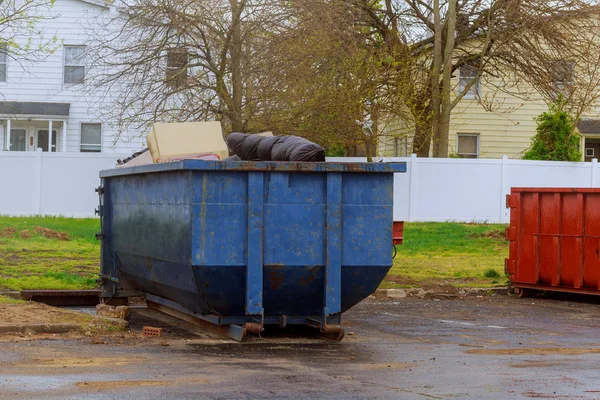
[156,152,220,163]
[114,121,299,167]
[146,121,229,162]
[117,148,151,167]
[227,132,325,162]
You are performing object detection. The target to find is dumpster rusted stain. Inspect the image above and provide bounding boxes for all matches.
[299,266,319,286]
[265,265,286,290]
[268,271,285,290]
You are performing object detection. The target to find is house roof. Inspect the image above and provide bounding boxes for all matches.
[0,102,70,117]
[577,119,600,134]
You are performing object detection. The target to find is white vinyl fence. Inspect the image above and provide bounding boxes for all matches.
[0,150,126,217]
[1,151,599,222]
[332,155,600,224]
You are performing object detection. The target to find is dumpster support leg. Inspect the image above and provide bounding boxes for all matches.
[324,172,343,327]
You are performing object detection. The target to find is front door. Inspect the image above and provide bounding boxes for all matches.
[9,129,27,151]
[36,129,57,152]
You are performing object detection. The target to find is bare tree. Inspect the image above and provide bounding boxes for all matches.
[87,0,288,137]
[0,0,58,69]
[344,0,600,157]
[251,0,413,161]
[87,0,600,158]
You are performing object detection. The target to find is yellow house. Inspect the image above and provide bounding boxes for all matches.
[378,66,599,161]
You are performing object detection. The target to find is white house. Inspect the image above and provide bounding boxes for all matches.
[0,0,145,154]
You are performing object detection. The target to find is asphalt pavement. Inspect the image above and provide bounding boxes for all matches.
[2,295,600,399]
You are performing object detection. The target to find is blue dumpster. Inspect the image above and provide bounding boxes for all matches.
[98,160,406,340]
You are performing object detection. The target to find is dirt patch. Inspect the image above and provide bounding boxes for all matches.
[33,227,70,241]
[0,302,91,325]
[0,250,93,267]
[0,227,16,238]
[466,348,600,356]
[469,230,506,241]
[384,275,418,286]
[76,377,212,390]
[419,283,460,295]
[19,230,31,239]
[31,355,148,368]
[510,360,568,368]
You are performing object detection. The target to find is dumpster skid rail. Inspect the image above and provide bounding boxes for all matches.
[97,160,406,341]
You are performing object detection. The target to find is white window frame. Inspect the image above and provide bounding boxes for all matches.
[79,122,102,152]
[63,45,87,85]
[0,43,7,83]
[456,133,480,158]
[458,66,480,100]
[586,147,595,158]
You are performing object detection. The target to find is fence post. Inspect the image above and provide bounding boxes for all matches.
[592,158,598,188]
[408,153,418,222]
[32,148,43,215]
[500,155,509,224]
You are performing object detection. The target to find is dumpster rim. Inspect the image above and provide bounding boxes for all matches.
[99,160,407,178]
[510,187,600,193]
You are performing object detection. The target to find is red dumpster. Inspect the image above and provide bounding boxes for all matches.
[506,188,600,296]
[393,221,404,245]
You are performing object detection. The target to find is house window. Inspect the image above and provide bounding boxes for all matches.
[0,43,7,83]
[458,65,480,99]
[586,148,595,158]
[551,60,574,94]
[80,123,101,152]
[166,48,188,89]
[64,45,86,84]
[457,133,479,158]
[394,137,408,157]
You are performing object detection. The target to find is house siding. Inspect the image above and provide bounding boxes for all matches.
[377,79,555,159]
[0,0,144,153]
[449,79,549,159]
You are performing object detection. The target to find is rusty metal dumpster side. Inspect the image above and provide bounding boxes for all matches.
[506,188,600,295]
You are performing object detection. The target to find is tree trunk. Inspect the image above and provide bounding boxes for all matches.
[412,100,432,157]
[412,123,431,157]
[430,0,443,158]
[230,0,243,132]
[433,0,458,158]
[365,139,374,162]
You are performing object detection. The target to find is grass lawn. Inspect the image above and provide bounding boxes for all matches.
[383,222,509,289]
[0,217,507,292]
[0,217,99,291]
